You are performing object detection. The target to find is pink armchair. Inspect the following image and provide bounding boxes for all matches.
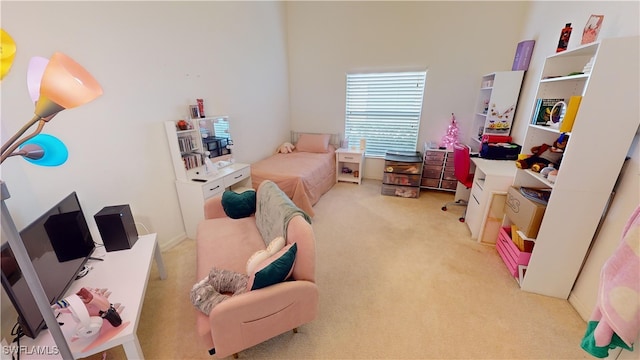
[194,181,319,358]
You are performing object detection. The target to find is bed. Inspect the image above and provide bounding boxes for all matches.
[250,132,340,217]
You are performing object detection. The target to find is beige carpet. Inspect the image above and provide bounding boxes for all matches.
[86,180,589,359]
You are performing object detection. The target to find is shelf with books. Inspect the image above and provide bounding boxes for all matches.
[508,36,639,299]
[530,98,566,126]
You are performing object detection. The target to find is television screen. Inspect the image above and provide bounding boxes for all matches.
[0,191,95,339]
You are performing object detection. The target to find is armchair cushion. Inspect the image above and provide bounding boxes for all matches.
[221,189,257,219]
[248,243,297,291]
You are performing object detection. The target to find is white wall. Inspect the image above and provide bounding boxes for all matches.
[1,1,290,244]
[285,1,530,179]
[1,1,290,339]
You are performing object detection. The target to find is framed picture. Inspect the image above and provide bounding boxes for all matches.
[188,105,200,119]
[581,15,604,45]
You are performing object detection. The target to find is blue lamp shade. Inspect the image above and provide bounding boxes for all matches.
[19,134,68,166]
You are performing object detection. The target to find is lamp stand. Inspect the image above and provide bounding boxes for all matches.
[1,181,74,359]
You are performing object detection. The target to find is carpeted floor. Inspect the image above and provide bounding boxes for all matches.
[85,180,589,359]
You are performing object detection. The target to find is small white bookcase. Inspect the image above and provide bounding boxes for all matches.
[470,71,524,152]
[164,119,252,239]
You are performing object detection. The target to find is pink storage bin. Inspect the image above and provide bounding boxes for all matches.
[496,227,532,278]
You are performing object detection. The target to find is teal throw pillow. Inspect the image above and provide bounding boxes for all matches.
[221,189,256,219]
[249,243,297,291]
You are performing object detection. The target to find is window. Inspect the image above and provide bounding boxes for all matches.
[344,70,427,157]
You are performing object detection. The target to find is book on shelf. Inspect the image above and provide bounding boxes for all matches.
[559,96,582,133]
[512,40,535,71]
[531,98,565,126]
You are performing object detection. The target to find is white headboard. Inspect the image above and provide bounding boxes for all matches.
[291,131,342,148]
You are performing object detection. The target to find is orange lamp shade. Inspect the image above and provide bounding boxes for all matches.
[35,52,103,118]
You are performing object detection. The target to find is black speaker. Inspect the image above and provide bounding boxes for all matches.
[45,211,94,262]
[94,205,138,252]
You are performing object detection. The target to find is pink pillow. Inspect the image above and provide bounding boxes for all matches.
[295,133,331,153]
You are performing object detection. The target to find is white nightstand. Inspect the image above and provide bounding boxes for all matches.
[336,148,365,184]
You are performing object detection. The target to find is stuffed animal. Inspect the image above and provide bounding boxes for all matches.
[276,142,295,154]
[190,268,248,315]
[190,237,286,315]
[516,133,569,172]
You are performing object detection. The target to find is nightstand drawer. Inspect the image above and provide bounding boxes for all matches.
[202,179,225,199]
[223,166,251,188]
[338,152,361,163]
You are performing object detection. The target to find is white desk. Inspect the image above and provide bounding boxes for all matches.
[465,158,516,242]
[18,233,167,359]
[176,162,252,239]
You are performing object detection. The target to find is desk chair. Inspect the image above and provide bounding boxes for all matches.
[441,143,474,222]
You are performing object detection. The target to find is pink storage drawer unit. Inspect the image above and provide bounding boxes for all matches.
[496,227,532,278]
[440,180,457,190]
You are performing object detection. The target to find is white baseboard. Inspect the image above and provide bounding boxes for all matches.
[568,293,591,321]
[158,232,188,252]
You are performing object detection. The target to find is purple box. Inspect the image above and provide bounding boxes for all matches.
[512,40,535,71]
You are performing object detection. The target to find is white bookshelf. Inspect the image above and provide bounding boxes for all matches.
[508,36,639,299]
[470,71,524,152]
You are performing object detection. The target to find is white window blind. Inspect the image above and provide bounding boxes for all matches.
[345,71,426,157]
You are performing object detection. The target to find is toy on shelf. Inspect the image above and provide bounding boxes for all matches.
[516,133,569,172]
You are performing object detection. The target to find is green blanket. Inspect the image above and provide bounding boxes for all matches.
[255,180,311,246]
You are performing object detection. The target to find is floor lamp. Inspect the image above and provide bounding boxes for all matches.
[1,51,102,359]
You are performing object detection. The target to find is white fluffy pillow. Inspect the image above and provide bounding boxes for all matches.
[246,236,286,274]
[276,142,295,154]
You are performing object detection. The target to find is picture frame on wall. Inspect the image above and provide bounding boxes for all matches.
[581,15,604,45]
[189,105,200,119]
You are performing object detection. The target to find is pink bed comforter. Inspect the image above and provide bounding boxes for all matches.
[251,148,336,217]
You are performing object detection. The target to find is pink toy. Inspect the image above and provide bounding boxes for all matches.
[581,205,640,357]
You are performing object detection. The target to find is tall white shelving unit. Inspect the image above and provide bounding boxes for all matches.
[164,117,252,239]
[470,71,524,152]
[509,36,639,299]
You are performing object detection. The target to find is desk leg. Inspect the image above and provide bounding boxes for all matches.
[154,241,168,280]
[123,335,145,359]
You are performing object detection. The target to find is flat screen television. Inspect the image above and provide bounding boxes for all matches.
[0,191,95,339]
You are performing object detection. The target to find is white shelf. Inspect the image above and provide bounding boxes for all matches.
[540,73,589,83]
[470,71,524,150]
[516,230,536,243]
[523,169,555,188]
[511,36,640,299]
[528,124,566,134]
